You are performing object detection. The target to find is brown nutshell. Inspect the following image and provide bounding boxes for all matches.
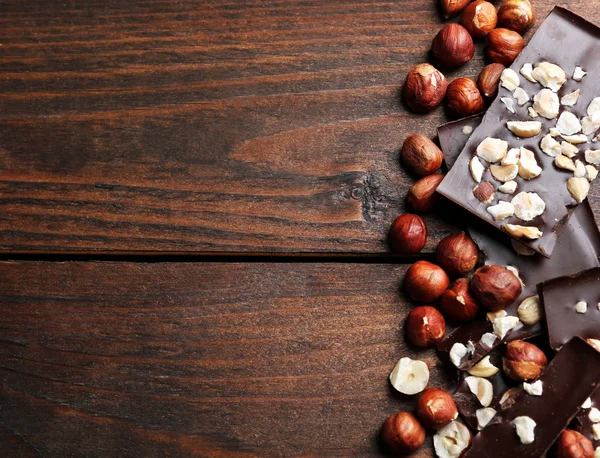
[436,232,479,276]
[439,278,481,323]
[461,0,498,38]
[403,64,448,113]
[555,429,594,458]
[416,388,458,429]
[432,24,475,69]
[478,63,505,98]
[446,78,485,118]
[389,214,427,254]
[470,264,522,311]
[502,340,548,382]
[401,134,444,177]
[381,412,426,454]
[441,0,472,18]
[497,0,535,35]
[407,174,445,213]
[404,261,450,302]
[486,28,525,66]
[406,306,447,348]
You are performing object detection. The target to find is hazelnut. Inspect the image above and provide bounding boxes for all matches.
[389,214,427,254]
[446,78,485,118]
[439,278,481,323]
[416,388,458,429]
[405,261,450,302]
[470,265,523,311]
[381,412,426,455]
[441,0,472,18]
[406,306,447,348]
[407,174,445,212]
[555,429,594,458]
[461,0,498,38]
[401,134,444,177]
[502,340,548,382]
[432,24,475,69]
[497,0,535,35]
[478,63,505,98]
[436,232,479,276]
[486,28,525,66]
[403,64,448,113]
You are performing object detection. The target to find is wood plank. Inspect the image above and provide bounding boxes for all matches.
[0,260,455,456]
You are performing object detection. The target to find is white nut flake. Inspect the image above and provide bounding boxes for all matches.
[450,343,468,368]
[573,66,587,81]
[568,177,590,203]
[583,398,593,409]
[487,201,515,220]
[491,164,519,182]
[501,68,521,91]
[468,355,500,378]
[586,165,598,181]
[555,155,576,171]
[465,376,494,407]
[477,138,508,163]
[493,316,521,339]
[540,134,562,157]
[533,89,559,119]
[523,380,543,396]
[513,87,529,106]
[561,134,588,144]
[501,148,521,165]
[561,89,580,107]
[589,407,600,423]
[528,107,539,118]
[480,332,497,348]
[574,159,587,178]
[501,97,516,114]
[476,408,497,430]
[593,424,600,441]
[561,141,579,158]
[513,416,536,444]
[463,125,473,135]
[520,63,536,82]
[499,180,517,194]
[585,149,600,165]
[511,192,545,221]
[507,121,542,138]
[505,224,543,240]
[470,156,485,183]
[576,301,588,313]
[588,97,600,116]
[556,111,582,136]
[518,147,542,179]
[532,62,567,92]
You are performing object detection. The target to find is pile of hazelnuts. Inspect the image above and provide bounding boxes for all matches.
[404,0,535,117]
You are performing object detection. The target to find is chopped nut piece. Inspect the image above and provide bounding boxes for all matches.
[480,332,497,348]
[561,141,579,158]
[487,201,515,220]
[557,111,582,136]
[582,113,600,136]
[473,182,495,203]
[498,180,517,194]
[470,156,485,183]
[449,343,468,367]
[533,89,559,119]
[561,89,580,106]
[493,316,521,339]
[491,164,519,182]
[589,407,600,423]
[513,87,529,105]
[506,265,524,287]
[588,339,600,352]
[574,159,586,178]
[517,295,542,325]
[500,387,523,409]
[523,380,543,396]
[468,355,500,377]
[576,301,588,313]
[462,125,473,135]
[517,147,542,179]
[555,155,576,171]
[486,310,507,323]
[532,62,567,92]
[434,421,471,458]
[513,416,536,444]
[540,134,562,157]
[586,165,598,181]
[505,224,543,239]
[477,138,508,163]
[520,63,535,82]
[583,398,593,409]
[567,177,590,203]
[465,376,494,407]
[528,107,539,118]
[588,97,600,116]
[501,68,520,91]
[561,134,588,144]
[585,149,600,165]
[511,239,535,256]
[507,121,542,138]
[501,97,516,113]
[593,424,600,441]
[549,127,561,137]
[573,66,587,81]
[512,191,545,222]
[476,408,496,430]
[501,147,521,165]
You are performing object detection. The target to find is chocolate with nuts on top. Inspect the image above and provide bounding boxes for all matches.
[437,7,600,258]
[540,267,600,351]
[463,338,600,458]
[573,389,600,448]
[436,114,600,369]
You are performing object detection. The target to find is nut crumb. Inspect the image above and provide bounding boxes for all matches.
[463,125,473,135]
[573,66,587,81]
[576,301,588,313]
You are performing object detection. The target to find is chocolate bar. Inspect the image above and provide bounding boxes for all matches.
[540,267,600,350]
[437,7,600,257]
[463,338,600,458]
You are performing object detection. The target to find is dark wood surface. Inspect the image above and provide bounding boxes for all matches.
[0,260,457,457]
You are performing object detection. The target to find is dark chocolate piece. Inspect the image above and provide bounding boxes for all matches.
[463,338,600,458]
[437,7,600,257]
[540,267,600,350]
[437,116,600,368]
[437,114,483,169]
[574,389,600,448]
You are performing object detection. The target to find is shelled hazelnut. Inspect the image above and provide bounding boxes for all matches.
[498,0,535,35]
[381,412,426,455]
[487,28,525,66]
[478,63,505,98]
[461,0,498,38]
[403,64,448,113]
[416,388,458,429]
[502,340,548,382]
[407,174,445,212]
[441,0,472,18]
[389,214,427,254]
[432,24,475,69]
[439,278,481,323]
[406,306,447,348]
[404,261,450,302]
[470,265,522,311]
[555,429,595,458]
[436,232,479,276]
[401,134,444,177]
[446,78,485,118]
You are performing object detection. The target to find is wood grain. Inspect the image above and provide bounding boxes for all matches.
[0,260,457,457]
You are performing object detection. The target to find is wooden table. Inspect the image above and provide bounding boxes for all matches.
[1,0,599,456]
